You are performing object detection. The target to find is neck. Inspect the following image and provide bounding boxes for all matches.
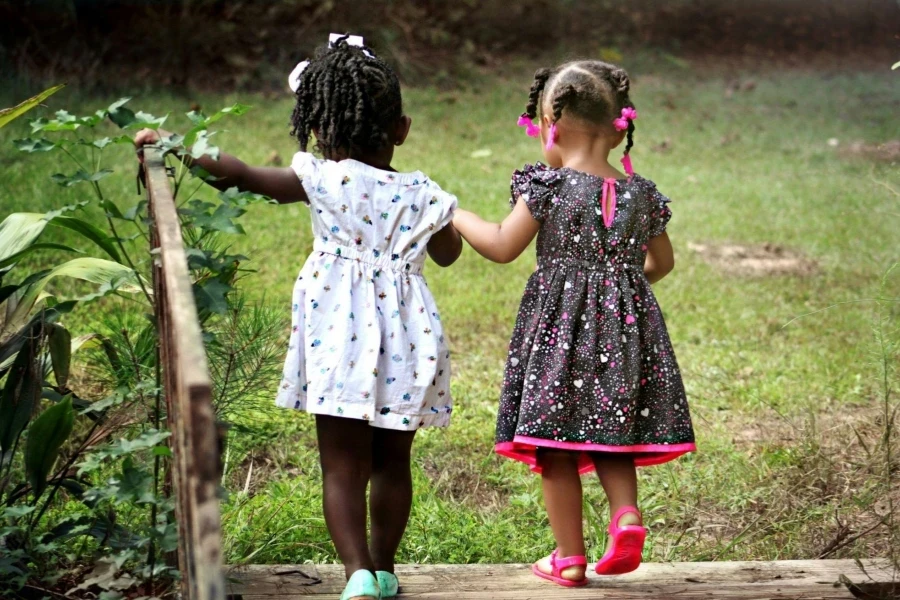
[554,127,624,179]
[326,146,397,171]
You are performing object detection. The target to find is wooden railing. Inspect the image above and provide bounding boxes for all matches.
[144,148,225,600]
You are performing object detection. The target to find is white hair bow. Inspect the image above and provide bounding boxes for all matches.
[288,33,373,92]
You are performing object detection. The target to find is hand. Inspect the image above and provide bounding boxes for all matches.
[133,128,170,163]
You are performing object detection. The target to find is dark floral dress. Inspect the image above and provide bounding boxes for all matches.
[494,163,696,474]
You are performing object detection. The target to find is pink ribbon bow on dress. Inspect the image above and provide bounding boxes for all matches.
[601,178,617,228]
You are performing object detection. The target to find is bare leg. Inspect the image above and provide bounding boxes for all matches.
[316,415,376,584]
[591,453,641,531]
[369,426,417,574]
[534,450,587,581]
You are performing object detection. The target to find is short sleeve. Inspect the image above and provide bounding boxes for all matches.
[290,151,328,203]
[647,186,673,238]
[436,192,458,231]
[509,163,563,222]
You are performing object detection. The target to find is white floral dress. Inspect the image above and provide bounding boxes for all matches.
[275,152,457,430]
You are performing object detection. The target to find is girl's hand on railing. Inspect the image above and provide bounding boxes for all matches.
[133,128,172,162]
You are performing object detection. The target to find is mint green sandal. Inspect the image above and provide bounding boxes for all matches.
[340,569,381,600]
[376,571,399,598]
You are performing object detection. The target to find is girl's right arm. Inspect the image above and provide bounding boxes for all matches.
[452,198,540,264]
[644,232,674,284]
[134,128,308,205]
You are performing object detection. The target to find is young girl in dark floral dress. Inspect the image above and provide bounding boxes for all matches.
[453,61,696,586]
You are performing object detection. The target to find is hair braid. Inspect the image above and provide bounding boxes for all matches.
[623,99,635,156]
[550,83,579,123]
[531,61,638,156]
[524,68,552,119]
[289,35,403,156]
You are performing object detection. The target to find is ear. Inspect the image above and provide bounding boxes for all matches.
[393,116,412,146]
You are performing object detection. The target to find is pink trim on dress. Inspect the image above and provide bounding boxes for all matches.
[496,437,696,475]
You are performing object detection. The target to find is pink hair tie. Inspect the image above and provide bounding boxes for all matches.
[612,107,637,131]
[517,113,541,138]
[545,123,558,150]
[621,154,634,177]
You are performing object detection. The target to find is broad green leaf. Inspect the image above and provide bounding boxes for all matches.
[0,301,75,370]
[90,136,132,149]
[122,200,147,221]
[47,323,71,388]
[50,169,114,187]
[5,258,140,335]
[193,279,232,315]
[108,98,131,113]
[0,242,81,271]
[219,186,271,206]
[130,111,168,130]
[191,202,246,234]
[13,138,56,153]
[0,330,42,453]
[108,98,136,128]
[48,216,122,263]
[101,200,125,219]
[183,103,251,146]
[116,457,155,504]
[2,506,35,519]
[189,130,219,160]
[25,396,75,501]
[0,84,65,129]
[0,213,49,264]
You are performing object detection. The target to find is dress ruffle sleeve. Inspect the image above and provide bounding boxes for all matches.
[509,162,563,222]
[646,183,673,238]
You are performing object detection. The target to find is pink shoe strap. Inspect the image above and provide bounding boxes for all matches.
[551,549,588,573]
[610,506,642,533]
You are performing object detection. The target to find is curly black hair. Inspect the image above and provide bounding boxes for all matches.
[523,61,636,157]
[290,36,402,156]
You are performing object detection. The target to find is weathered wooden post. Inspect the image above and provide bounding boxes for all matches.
[145,147,225,600]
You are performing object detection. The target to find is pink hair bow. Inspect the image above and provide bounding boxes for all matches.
[613,107,638,131]
[517,114,541,138]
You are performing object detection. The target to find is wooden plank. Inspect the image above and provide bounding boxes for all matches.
[225,561,895,599]
[146,147,225,600]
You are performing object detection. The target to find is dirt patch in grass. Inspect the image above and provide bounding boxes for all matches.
[838,140,900,164]
[688,242,819,277]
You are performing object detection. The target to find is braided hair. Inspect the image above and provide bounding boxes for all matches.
[290,36,403,156]
[522,61,636,157]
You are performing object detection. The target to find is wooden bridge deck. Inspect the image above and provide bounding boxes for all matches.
[226,560,896,599]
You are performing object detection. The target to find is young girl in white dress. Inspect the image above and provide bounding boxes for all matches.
[135,35,461,600]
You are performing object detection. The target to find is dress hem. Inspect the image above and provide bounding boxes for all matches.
[495,437,696,475]
[275,391,451,431]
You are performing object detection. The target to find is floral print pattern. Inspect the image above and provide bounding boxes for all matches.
[275,153,457,431]
[494,163,696,474]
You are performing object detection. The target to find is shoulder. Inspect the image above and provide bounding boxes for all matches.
[511,162,564,191]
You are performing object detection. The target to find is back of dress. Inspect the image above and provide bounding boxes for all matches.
[275,152,457,431]
[495,163,695,473]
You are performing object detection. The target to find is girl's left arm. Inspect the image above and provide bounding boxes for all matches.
[452,198,540,264]
[426,223,463,267]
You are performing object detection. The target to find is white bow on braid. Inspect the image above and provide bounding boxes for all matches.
[288,33,373,92]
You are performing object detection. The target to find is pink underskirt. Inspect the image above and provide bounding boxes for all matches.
[495,436,697,475]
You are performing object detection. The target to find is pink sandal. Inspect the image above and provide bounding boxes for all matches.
[595,506,646,576]
[532,549,588,587]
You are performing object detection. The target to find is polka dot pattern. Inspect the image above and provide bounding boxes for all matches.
[495,163,695,472]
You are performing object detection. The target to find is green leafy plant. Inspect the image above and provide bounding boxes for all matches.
[1,92,283,598]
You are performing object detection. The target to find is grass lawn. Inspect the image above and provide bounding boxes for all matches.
[1,62,897,566]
